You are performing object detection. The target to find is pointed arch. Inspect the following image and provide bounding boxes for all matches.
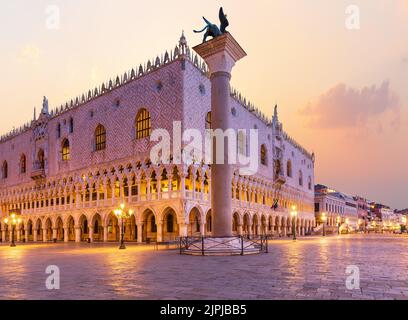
[20,154,27,174]
[95,124,106,151]
[2,160,8,179]
[136,108,151,139]
[287,160,293,178]
[62,138,70,161]
[260,144,267,166]
[162,207,179,241]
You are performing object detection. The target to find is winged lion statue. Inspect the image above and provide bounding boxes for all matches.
[194,7,229,43]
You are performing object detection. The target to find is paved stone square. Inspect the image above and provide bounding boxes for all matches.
[1,234,408,300]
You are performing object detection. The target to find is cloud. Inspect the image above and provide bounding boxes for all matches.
[300,81,400,129]
[17,45,41,64]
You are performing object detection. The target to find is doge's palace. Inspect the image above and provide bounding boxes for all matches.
[0,34,315,244]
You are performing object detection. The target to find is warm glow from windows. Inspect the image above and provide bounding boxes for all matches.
[136,109,151,139]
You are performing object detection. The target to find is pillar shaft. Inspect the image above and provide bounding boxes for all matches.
[211,72,233,237]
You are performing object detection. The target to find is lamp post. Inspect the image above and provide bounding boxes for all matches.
[114,203,134,250]
[337,216,341,235]
[3,213,22,247]
[322,212,327,237]
[291,205,298,241]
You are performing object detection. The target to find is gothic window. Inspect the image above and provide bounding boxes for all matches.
[167,214,174,233]
[206,214,212,232]
[299,170,303,186]
[260,144,267,166]
[287,160,293,178]
[83,220,88,234]
[308,176,312,190]
[136,108,151,139]
[205,112,212,129]
[92,183,97,201]
[69,117,74,133]
[62,139,70,161]
[95,125,106,151]
[238,130,246,156]
[195,216,200,232]
[38,149,45,169]
[20,154,26,174]
[2,161,8,179]
[57,123,61,138]
[151,215,157,232]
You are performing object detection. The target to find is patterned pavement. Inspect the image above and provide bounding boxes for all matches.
[1,234,408,300]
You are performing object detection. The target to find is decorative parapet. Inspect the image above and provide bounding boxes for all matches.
[283,131,314,160]
[230,87,271,126]
[0,32,208,144]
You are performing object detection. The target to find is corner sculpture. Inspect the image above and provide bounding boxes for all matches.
[194,7,229,43]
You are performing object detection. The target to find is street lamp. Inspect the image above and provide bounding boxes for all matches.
[114,203,134,250]
[291,205,298,241]
[321,212,327,237]
[336,216,341,235]
[3,213,22,247]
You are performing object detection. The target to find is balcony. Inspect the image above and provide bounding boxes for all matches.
[274,173,286,185]
[31,161,46,180]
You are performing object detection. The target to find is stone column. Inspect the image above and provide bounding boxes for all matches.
[248,222,253,238]
[256,224,261,236]
[33,229,38,242]
[103,182,108,206]
[136,223,143,243]
[52,228,57,241]
[43,229,48,242]
[237,224,243,236]
[156,223,163,243]
[178,223,188,238]
[103,226,108,242]
[194,33,246,238]
[89,226,94,243]
[64,228,69,242]
[199,222,206,237]
[75,227,81,243]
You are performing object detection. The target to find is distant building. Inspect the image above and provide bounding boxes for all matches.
[394,209,408,227]
[314,184,359,232]
[372,204,395,222]
[354,196,370,229]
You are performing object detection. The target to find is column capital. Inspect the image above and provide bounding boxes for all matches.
[193,33,247,74]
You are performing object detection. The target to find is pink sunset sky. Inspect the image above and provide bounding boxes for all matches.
[0,0,407,209]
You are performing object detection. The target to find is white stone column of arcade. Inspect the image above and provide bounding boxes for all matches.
[194,33,246,238]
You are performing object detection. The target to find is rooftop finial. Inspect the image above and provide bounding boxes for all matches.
[179,30,186,44]
[42,96,49,114]
[33,107,37,121]
[179,30,188,55]
[273,104,278,121]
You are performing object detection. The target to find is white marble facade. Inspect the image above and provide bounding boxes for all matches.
[0,34,315,243]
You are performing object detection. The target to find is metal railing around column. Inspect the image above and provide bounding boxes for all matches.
[179,235,268,256]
